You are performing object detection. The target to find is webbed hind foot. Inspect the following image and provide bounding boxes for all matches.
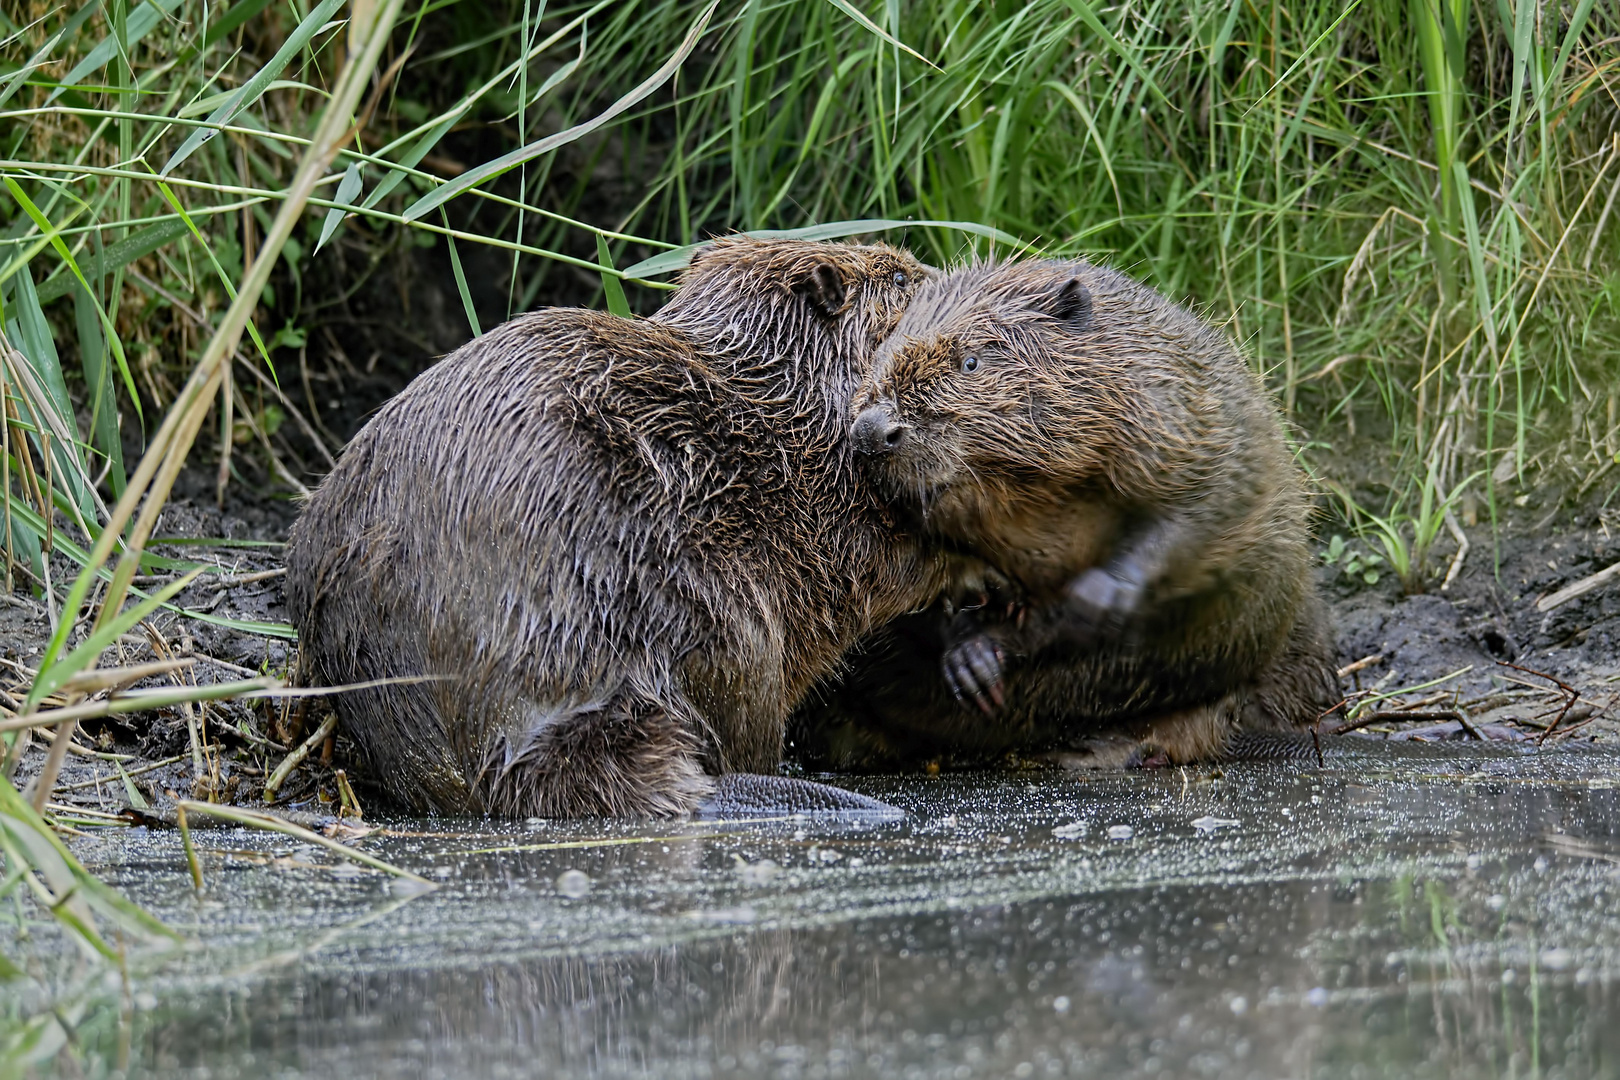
[694,774,903,820]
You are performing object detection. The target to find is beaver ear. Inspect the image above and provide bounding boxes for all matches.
[1042,277,1093,330]
[793,262,849,318]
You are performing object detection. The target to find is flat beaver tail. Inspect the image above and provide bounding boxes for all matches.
[474,692,713,818]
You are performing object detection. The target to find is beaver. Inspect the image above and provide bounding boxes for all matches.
[788,258,1340,769]
[285,236,953,818]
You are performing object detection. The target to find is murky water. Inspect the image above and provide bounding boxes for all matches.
[16,742,1620,1078]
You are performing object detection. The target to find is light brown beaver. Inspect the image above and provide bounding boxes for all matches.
[285,237,952,818]
[789,258,1340,769]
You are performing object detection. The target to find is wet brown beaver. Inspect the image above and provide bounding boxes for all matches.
[285,237,952,818]
[789,258,1340,769]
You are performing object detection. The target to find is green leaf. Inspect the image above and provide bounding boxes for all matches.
[1363,570,1381,585]
[443,209,481,337]
[115,761,149,811]
[35,217,190,305]
[154,181,274,369]
[0,0,101,111]
[316,161,365,253]
[596,234,630,318]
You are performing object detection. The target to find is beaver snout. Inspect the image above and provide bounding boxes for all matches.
[851,404,909,455]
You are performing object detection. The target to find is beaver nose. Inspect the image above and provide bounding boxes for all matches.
[851,405,908,455]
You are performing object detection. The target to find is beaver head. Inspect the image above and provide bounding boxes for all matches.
[848,259,1127,528]
[654,236,932,375]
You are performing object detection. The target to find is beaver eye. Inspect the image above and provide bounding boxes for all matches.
[961,355,980,374]
[891,270,908,287]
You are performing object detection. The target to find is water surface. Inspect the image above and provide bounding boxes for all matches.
[22,742,1620,1078]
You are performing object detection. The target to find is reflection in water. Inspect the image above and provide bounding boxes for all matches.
[127,876,1620,1077]
[19,745,1620,1077]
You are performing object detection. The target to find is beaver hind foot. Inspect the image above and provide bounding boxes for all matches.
[470,693,901,819]
[473,693,714,818]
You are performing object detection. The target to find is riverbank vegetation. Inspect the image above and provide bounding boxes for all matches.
[0,0,1615,1002]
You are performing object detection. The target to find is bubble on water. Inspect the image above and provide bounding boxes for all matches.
[388,877,437,898]
[1466,853,1483,870]
[1305,987,1329,1007]
[1052,822,1086,839]
[685,905,756,924]
[1541,948,1573,971]
[1052,996,1071,1013]
[556,869,591,898]
[1486,894,1507,911]
[733,854,780,885]
[1107,825,1133,840]
[1191,816,1240,833]
[1501,968,1517,984]
[1229,995,1248,1015]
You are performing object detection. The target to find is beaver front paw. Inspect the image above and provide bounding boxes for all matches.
[942,633,1005,716]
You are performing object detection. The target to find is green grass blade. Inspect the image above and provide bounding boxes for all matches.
[316,160,364,253]
[24,569,205,712]
[3,178,138,420]
[402,0,719,222]
[45,0,182,103]
[443,209,481,337]
[596,234,631,317]
[1059,0,1167,106]
[34,217,189,305]
[821,0,936,69]
[160,0,347,176]
[623,218,1033,278]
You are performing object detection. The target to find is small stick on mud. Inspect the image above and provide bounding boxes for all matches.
[60,658,195,696]
[1323,709,1464,735]
[58,753,188,793]
[175,800,432,885]
[1536,559,1620,613]
[1441,512,1469,591]
[1310,699,1349,765]
[1495,660,1581,745]
[1336,654,1384,679]
[264,714,338,803]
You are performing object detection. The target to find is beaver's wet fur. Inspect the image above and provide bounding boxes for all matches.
[790,259,1340,769]
[285,237,949,817]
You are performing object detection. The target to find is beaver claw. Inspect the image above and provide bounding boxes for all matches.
[693,774,904,820]
[1064,567,1143,637]
[943,633,1005,716]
